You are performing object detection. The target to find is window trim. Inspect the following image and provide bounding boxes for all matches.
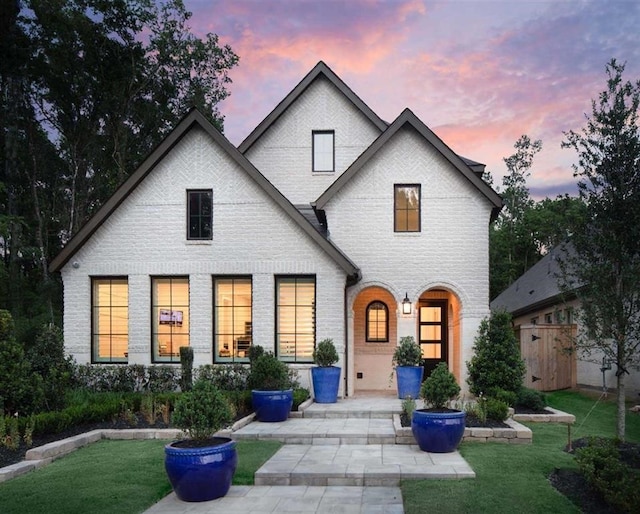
[312,130,335,173]
[213,275,253,364]
[365,301,389,342]
[274,275,316,363]
[187,189,213,240]
[91,276,129,364]
[151,275,190,363]
[394,184,421,233]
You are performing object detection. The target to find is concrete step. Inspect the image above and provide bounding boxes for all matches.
[232,417,396,445]
[254,444,475,486]
[302,398,403,419]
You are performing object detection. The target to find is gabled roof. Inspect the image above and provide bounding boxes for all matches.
[49,109,360,279]
[490,244,574,317]
[314,108,503,214]
[238,61,388,154]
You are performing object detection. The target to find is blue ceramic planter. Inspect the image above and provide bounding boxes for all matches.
[164,437,237,502]
[311,366,341,403]
[411,409,466,453]
[251,389,293,422]
[396,366,424,399]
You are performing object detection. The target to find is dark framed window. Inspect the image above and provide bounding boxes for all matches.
[152,276,189,362]
[276,275,315,362]
[214,277,252,363]
[91,277,128,363]
[312,130,335,172]
[366,301,389,342]
[187,190,212,240]
[394,184,421,232]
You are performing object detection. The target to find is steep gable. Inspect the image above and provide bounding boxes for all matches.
[49,109,359,279]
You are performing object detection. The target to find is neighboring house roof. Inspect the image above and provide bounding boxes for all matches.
[49,109,361,280]
[314,108,503,216]
[238,61,388,154]
[490,244,574,317]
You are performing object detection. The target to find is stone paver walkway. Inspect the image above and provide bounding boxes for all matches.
[143,395,475,513]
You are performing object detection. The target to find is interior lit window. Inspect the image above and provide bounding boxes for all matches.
[394,184,421,232]
[312,131,334,172]
[152,277,189,362]
[214,277,252,362]
[366,301,388,342]
[92,278,128,363]
[187,190,212,240]
[276,276,315,362]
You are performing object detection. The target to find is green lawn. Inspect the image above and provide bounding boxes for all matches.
[402,390,640,514]
[0,439,281,514]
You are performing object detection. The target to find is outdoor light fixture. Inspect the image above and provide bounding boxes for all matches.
[402,293,411,315]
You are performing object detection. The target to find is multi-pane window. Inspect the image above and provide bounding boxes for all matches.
[152,277,189,362]
[214,277,252,362]
[276,276,315,362]
[92,278,128,363]
[187,190,212,240]
[366,301,388,342]
[312,131,335,172]
[394,185,421,232]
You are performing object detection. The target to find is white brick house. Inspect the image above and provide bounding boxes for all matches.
[50,62,502,397]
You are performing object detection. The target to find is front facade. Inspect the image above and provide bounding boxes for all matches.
[51,62,501,397]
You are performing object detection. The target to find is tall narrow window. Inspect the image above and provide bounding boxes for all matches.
[394,185,421,232]
[276,276,315,362]
[152,277,189,362]
[312,131,334,172]
[214,277,252,362]
[92,278,128,363]
[187,190,212,240]
[366,301,389,342]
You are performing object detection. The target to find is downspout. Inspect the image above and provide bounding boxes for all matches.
[344,282,349,397]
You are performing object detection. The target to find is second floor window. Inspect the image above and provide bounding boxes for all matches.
[187,190,212,240]
[394,185,421,232]
[312,131,334,172]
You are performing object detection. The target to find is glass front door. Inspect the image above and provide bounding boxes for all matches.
[419,300,447,379]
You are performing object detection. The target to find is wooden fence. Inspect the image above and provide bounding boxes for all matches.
[515,324,577,391]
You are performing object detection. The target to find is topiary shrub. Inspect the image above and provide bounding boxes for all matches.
[392,336,422,367]
[179,346,194,392]
[313,338,339,367]
[171,379,234,441]
[467,310,526,398]
[420,362,460,409]
[485,398,509,422]
[247,352,291,391]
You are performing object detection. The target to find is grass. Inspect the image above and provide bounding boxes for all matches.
[0,439,281,514]
[401,389,640,514]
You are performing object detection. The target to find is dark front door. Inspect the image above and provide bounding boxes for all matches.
[419,300,448,379]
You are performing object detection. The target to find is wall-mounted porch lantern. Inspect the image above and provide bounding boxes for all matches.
[402,293,412,315]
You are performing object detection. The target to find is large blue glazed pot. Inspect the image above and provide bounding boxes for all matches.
[396,366,424,399]
[164,437,237,502]
[251,389,293,422]
[311,366,341,403]
[411,409,466,453]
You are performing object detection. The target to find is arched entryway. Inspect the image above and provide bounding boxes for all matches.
[351,286,397,393]
[417,289,462,384]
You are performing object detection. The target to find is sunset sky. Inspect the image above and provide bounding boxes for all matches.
[182,0,640,199]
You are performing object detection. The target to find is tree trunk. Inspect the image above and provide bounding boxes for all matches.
[616,370,626,441]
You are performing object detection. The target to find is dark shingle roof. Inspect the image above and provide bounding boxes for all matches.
[490,244,574,316]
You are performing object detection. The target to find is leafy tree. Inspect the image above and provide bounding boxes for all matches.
[490,135,543,298]
[467,310,526,398]
[525,195,587,252]
[561,59,640,440]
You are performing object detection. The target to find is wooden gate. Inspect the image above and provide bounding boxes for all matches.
[516,324,577,391]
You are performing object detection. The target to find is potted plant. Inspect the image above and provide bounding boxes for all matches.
[311,338,341,403]
[164,379,237,502]
[392,336,423,399]
[411,361,465,453]
[247,346,293,422]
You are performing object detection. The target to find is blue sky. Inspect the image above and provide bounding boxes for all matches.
[181,0,640,199]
